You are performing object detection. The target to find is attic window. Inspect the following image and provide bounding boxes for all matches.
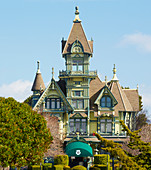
[71,40,84,53]
[100,96,112,108]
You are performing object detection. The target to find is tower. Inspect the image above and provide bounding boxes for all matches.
[31,61,45,107]
[59,7,97,135]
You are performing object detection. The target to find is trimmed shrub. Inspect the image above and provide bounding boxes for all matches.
[54,155,69,166]
[53,165,64,170]
[63,165,71,170]
[42,163,53,170]
[31,165,41,170]
[94,154,110,165]
[71,165,86,170]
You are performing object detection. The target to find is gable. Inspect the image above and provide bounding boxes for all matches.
[94,85,118,109]
[33,78,73,112]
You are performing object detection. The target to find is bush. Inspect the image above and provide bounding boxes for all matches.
[94,154,110,165]
[53,165,64,170]
[71,165,86,170]
[54,155,69,166]
[42,163,53,170]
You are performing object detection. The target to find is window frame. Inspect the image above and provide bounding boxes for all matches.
[69,118,87,134]
[100,96,112,108]
[46,98,61,109]
[100,119,112,134]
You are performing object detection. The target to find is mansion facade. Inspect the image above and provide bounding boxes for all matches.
[31,7,139,157]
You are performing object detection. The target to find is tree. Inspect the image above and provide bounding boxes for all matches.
[23,95,33,107]
[95,120,151,169]
[136,109,149,130]
[0,97,53,168]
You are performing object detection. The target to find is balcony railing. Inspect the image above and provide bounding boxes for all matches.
[59,70,97,76]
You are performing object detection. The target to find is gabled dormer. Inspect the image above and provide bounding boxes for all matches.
[71,40,84,54]
[94,85,118,111]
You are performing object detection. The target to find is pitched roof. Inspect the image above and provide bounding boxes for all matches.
[89,76,105,110]
[123,89,139,111]
[62,22,93,54]
[31,73,45,91]
[109,81,133,115]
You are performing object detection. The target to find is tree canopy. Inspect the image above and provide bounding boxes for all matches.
[0,97,53,168]
[95,120,151,169]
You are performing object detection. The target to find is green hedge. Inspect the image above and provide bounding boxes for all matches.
[42,163,53,170]
[94,154,110,165]
[54,155,69,166]
[31,165,41,170]
[53,165,64,170]
[71,165,86,170]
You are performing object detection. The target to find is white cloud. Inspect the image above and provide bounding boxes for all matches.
[140,84,151,120]
[119,33,151,53]
[0,80,32,102]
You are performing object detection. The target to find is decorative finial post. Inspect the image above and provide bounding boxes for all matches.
[73,6,81,23]
[37,61,40,73]
[52,67,54,79]
[112,64,118,81]
[137,84,139,90]
[105,76,107,86]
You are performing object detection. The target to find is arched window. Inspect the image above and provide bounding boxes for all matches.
[100,96,112,107]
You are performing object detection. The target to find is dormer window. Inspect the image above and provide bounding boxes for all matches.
[100,96,112,108]
[71,40,84,53]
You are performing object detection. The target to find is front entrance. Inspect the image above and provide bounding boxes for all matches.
[69,157,89,168]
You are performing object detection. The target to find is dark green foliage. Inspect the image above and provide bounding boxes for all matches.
[71,165,87,170]
[139,95,143,111]
[54,155,69,166]
[23,95,33,107]
[94,132,142,169]
[0,97,53,168]
[120,120,151,169]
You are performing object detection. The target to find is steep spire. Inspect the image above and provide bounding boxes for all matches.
[31,61,45,91]
[62,7,93,55]
[52,67,54,79]
[112,64,118,81]
[73,6,81,23]
[105,76,107,86]
[37,61,40,73]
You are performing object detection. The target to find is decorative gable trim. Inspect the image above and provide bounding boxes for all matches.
[94,85,118,109]
[33,78,73,112]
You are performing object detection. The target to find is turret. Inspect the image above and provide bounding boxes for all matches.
[31,61,45,107]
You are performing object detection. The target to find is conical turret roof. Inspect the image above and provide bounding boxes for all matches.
[62,7,93,55]
[31,61,45,91]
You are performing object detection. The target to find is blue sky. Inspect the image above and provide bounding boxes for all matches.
[0,0,151,119]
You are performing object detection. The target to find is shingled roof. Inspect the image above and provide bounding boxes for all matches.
[31,61,45,91]
[62,7,93,55]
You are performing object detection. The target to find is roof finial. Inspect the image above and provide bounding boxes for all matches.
[105,76,107,85]
[73,6,81,23]
[52,67,54,79]
[137,84,139,90]
[37,61,40,73]
[112,64,118,81]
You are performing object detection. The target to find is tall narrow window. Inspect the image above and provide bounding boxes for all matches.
[100,119,112,133]
[51,99,55,109]
[56,99,60,109]
[69,118,87,134]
